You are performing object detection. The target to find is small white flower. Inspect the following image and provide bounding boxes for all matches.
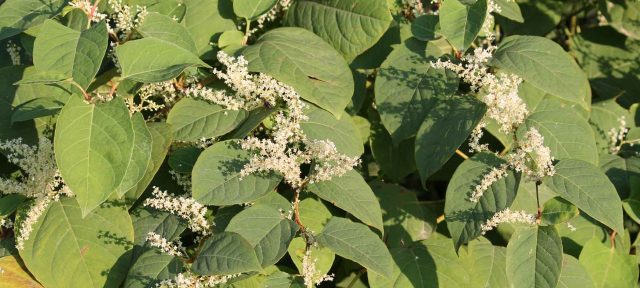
[144,187,210,235]
[157,272,241,288]
[146,232,185,257]
[480,208,536,234]
[469,164,509,202]
[6,40,21,65]
[302,248,335,286]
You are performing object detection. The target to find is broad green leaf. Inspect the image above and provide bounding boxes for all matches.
[138,12,198,53]
[242,27,354,117]
[130,207,186,245]
[494,0,524,22]
[556,214,609,258]
[375,40,459,143]
[226,205,298,267]
[192,232,262,275]
[116,37,209,82]
[124,249,183,288]
[0,256,42,288]
[517,99,598,165]
[33,20,108,89]
[491,36,590,109]
[11,97,65,123]
[264,272,305,288]
[368,243,438,288]
[445,153,520,249]
[439,0,487,51]
[541,197,579,226]
[412,15,440,41]
[415,96,486,183]
[284,0,392,60]
[115,113,153,197]
[167,98,247,142]
[371,180,434,247]
[234,0,278,20]
[603,0,640,40]
[0,0,67,40]
[460,238,508,288]
[124,122,174,202]
[167,146,202,173]
[192,140,282,205]
[558,255,594,288]
[579,239,638,288]
[181,0,237,59]
[589,100,630,153]
[300,106,363,157]
[55,97,135,216]
[317,217,393,278]
[307,170,383,232]
[298,197,332,233]
[369,112,416,181]
[506,226,563,288]
[19,198,134,288]
[288,237,335,277]
[544,159,624,233]
[0,194,27,217]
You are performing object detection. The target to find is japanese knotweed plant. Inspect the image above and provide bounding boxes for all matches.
[0,0,639,287]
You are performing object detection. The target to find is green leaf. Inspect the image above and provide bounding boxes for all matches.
[55,97,135,216]
[33,20,108,89]
[300,106,363,157]
[11,97,65,123]
[19,198,134,288]
[137,12,198,53]
[192,140,282,205]
[439,0,487,51]
[124,249,183,288]
[0,0,67,40]
[371,180,434,247]
[167,98,247,142]
[284,0,392,60]
[415,96,486,183]
[234,0,277,20]
[369,112,416,181]
[242,27,354,117]
[307,170,383,232]
[494,0,524,22]
[168,146,202,173]
[589,100,631,154]
[541,197,579,226]
[368,243,438,288]
[544,159,624,233]
[411,15,440,41]
[506,225,563,288]
[124,122,173,202]
[317,217,393,278]
[460,238,507,288]
[517,99,598,165]
[297,197,332,233]
[116,37,209,82]
[375,41,459,143]
[288,237,335,278]
[130,207,186,245]
[444,153,520,249]
[0,195,27,217]
[557,255,595,288]
[491,36,590,109]
[181,0,237,59]
[192,232,262,275]
[0,255,43,288]
[115,113,153,198]
[226,205,298,267]
[579,239,638,288]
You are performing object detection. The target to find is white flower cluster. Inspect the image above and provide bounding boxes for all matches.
[0,218,13,229]
[508,128,555,181]
[107,0,148,39]
[157,272,240,288]
[69,0,108,23]
[431,46,528,134]
[468,122,489,152]
[144,187,210,235]
[469,164,508,202]
[146,232,185,257]
[6,40,21,66]
[15,197,51,250]
[126,81,180,114]
[302,248,334,287]
[0,138,58,197]
[480,208,536,234]
[190,52,359,188]
[255,0,293,30]
[608,116,629,154]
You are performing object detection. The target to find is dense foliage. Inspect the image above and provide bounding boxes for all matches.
[0,0,639,287]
